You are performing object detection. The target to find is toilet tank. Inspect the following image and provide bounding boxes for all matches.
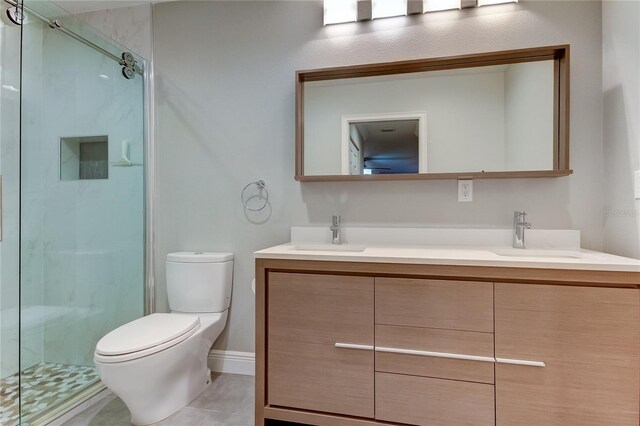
[166,252,234,313]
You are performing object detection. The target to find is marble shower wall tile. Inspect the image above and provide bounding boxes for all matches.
[74,4,152,61]
[19,14,145,368]
[2,0,150,378]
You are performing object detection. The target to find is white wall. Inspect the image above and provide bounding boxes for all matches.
[349,124,364,174]
[304,70,506,175]
[603,0,640,259]
[153,0,605,354]
[505,61,555,170]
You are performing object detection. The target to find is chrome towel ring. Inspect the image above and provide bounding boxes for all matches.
[241,180,269,212]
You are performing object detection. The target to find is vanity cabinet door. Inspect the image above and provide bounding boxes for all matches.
[495,283,640,426]
[267,272,374,418]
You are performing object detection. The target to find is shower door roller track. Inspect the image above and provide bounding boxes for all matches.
[2,0,143,79]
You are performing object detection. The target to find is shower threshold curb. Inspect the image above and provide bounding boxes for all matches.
[30,382,107,426]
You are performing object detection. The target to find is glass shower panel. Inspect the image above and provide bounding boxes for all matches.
[0,5,22,425]
[19,1,145,423]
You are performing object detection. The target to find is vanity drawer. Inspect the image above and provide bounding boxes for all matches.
[375,278,494,332]
[376,325,495,384]
[376,372,495,425]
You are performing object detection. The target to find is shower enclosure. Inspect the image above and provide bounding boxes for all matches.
[0,0,150,424]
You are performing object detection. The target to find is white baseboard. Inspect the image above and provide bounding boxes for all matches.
[208,350,255,376]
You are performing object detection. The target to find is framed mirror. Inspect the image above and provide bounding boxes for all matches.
[295,45,570,181]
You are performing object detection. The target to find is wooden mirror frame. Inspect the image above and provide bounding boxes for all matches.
[295,45,571,182]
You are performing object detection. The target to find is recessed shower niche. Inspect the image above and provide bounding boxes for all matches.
[60,135,109,180]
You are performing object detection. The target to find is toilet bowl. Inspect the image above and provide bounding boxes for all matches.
[94,252,233,425]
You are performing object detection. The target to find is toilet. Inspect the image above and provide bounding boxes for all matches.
[94,252,233,425]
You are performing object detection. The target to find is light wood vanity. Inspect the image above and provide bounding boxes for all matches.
[255,253,640,426]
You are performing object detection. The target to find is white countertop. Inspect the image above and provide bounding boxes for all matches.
[255,243,640,272]
[255,243,640,273]
[255,227,640,272]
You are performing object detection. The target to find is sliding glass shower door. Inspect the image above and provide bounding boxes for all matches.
[0,3,22,425]
[17,1,146,423]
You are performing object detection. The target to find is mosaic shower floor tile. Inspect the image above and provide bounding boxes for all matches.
[0,362,99,425]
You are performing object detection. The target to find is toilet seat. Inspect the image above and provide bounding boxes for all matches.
[95,313,200,363]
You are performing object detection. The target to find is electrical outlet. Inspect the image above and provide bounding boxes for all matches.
[635,170,640,200]
[458,179,473,202]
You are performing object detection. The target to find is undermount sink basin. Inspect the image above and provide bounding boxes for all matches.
[491,248,584,259]
[291,244,366,253]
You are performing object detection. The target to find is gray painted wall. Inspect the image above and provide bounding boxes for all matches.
[603,0,640,259]
[153,0,604,353]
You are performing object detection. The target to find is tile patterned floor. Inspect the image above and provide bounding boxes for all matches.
[62,373,255,426]
[0,363,99,425]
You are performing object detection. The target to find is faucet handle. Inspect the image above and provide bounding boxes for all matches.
[330,215,341,245]
[514,211,532,229]
[514,210,527,220]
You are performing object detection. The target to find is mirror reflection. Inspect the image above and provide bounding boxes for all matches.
[303,60,556,176]
[347,118,422,175]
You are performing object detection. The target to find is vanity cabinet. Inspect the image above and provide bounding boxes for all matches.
[375,278,494,332]
[375,373,495,425]
[375,278,496,425]
[256,260,640,426]
[267,272,374,418]
[495,283,640,425]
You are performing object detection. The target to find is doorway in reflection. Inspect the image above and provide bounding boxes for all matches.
[349,119,421,175]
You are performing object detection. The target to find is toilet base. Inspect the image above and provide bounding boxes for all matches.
[96,331,213,425]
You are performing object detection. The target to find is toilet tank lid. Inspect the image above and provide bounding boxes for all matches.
[167,252,234,263]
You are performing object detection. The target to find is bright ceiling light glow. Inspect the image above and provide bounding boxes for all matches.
[423,0,461,12]
[324,0,358,25]
[477,0,518,6]
[372,0,408,19]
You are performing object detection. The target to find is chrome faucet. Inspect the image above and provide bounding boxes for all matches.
[513,211,532,249]
[330,215,341,245]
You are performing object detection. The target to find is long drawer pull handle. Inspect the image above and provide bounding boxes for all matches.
[375,346,495,363]
[335,344,546,367]
[335,343,374,351]
[496,357,546,367]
